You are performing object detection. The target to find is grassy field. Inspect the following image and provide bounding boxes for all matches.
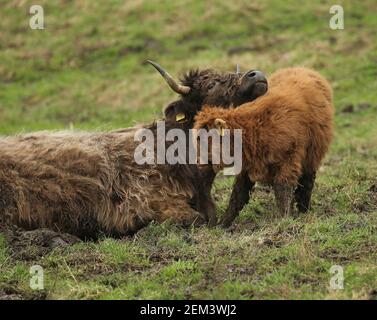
[0,0,376,299]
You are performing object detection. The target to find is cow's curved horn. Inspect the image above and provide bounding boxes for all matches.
[147,60,191,95]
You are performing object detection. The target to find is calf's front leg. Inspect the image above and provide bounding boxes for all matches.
[221,171,255,227]
[197,168,218,227]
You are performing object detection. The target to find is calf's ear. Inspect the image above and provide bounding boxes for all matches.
[214,118,227,136]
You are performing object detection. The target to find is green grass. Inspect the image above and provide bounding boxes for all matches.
[0,0,377,300]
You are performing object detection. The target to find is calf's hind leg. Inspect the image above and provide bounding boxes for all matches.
[273,183,295,217]
[294,171,316,213]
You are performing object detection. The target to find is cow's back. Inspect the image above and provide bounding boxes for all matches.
[0,131,116,237]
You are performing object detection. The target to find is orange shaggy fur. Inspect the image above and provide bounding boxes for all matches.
[194,67,334,216]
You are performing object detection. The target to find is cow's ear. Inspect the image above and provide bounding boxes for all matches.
[164,100,189,123]
[164,101,177,119]
[214,118,227,136]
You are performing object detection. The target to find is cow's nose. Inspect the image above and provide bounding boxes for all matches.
[246,70,266,82]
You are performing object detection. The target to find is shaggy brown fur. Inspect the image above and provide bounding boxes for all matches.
[194,67,334,222]
[163,68,267,125]
[0,123,215,239]
[160,66,268,226]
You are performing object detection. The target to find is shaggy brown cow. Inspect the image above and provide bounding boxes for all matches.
[194,67,334,223]
[0,124,213,239]
[148,60,268,223]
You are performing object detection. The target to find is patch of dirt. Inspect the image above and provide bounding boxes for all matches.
[319,241,376,263]
[341,104,355,113]
[227,36,284,56]
[225,264,256,276]
[75,41,108,60]
[189,45,208,53]
[227,42,275,56]
[0,286,46,301]
[336,35,372,55]
[328,36,338,45]
[119,37,164,56]
[148,250,194,265]
[369,183,377,193]
[369,290,377,300]
[0,289,22,300]
[320,248,352,263]
[341,103,373,113]
[256,224,304,249]
[62,250,115,280]
[177,30,214,44]
[272,256,289,266]
[240,289,255,299]
[293,274,320,287]
[355,183,377,213]
[353,199,376,213]
[341,219,373,232]
[225,221,259,234]
[1,227,81,261]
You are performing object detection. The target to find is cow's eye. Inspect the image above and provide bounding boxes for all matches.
[208,82,216,90]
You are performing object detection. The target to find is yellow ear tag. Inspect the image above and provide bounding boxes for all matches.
[220,128,225,136]
[176,113,186,122]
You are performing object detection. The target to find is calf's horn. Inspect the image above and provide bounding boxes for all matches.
[147,60,191,95]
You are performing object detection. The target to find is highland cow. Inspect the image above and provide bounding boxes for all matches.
[0,124,214,239]
[194,67,334,224]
